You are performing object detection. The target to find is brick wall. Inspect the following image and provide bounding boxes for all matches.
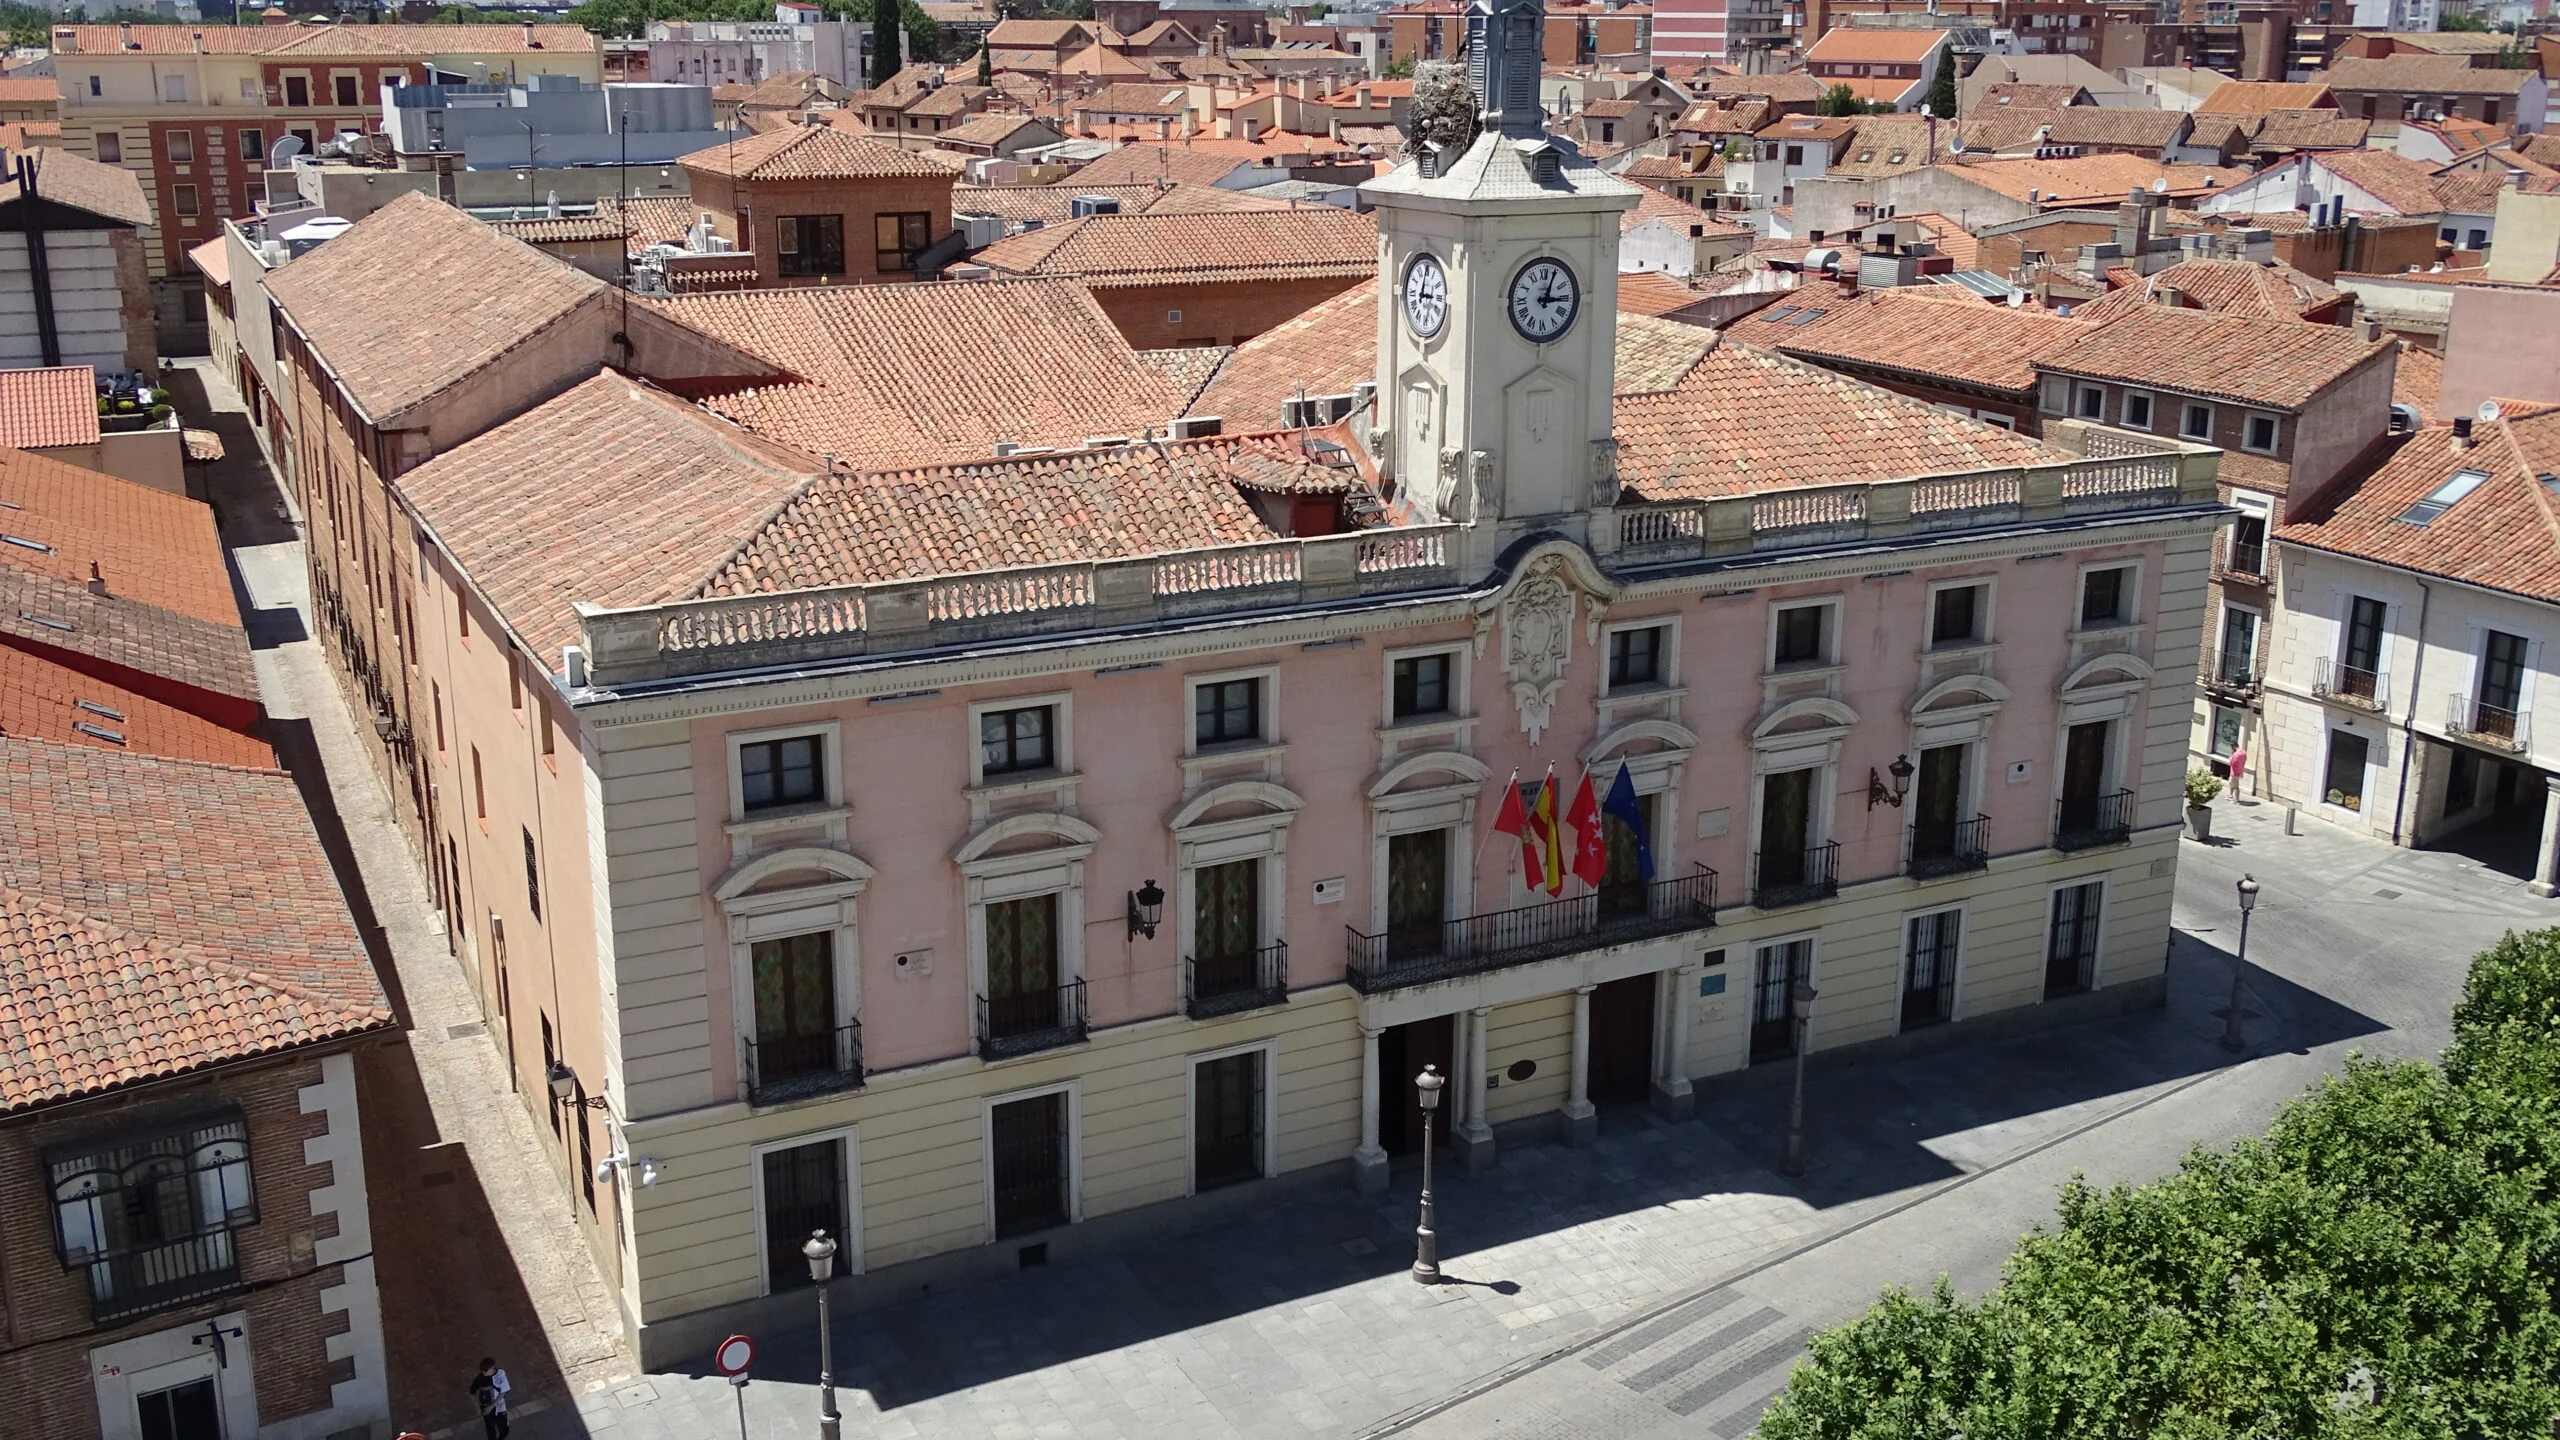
[1088,273,1366,348]
[0,1053,356,1440]
[693,171,957,285]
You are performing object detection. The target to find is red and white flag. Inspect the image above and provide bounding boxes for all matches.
[1566,770,1608,888]
[1492,771,1545,892]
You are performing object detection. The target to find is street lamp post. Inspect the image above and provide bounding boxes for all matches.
[802,1230,841,1440]
[1412,1064,1444,1284]
[2222,873,2259,1052]
[1780,975,1818,1178]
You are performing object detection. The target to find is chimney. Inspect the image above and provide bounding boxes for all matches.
[118,21,134,49]
[522,20,535,47]
[1074,106,1092,133]
[86,562,106,597]
[2452,417,2473,449]
[51,26,74,54]
[2356,316,2380,344]
[1329,117,1343,140]
[1242,114,1262,141]
[1355,84,1370,107]
[2155,283,2184,308]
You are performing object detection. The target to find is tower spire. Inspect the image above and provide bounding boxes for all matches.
[1466,0,1547,142]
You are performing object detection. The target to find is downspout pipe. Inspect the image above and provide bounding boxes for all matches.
[2389,576,2432,847]
[18,154,60,368]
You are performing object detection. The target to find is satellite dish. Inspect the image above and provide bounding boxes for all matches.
[2479,400,2503,423]
[269,134,306,168]
[2006,290,2024,307]
[2150,177,2169,193]
[1950,136,1966,154]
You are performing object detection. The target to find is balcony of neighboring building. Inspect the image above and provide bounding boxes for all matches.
[1343,866,1717,995]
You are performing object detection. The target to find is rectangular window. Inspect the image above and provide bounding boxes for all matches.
[1784,143,1803,165]
[165,130,193,163]
[2210,704,2244,758]
[1391,652,1451,719]
[162,75,187,104]
[509,666,523,716]
[240,129,264,166]
[1194,1051,1265,1190]
[1750,938,1809,1064]
[540,708,556,767]
[87,75,101,98]
[874,210,932,273]
[2323,730,2370,812]
[2244,414,2279,453]
[523,827,541,921]
[979,705,1055,777]
[740,735,825,812]
[2226,513,2266,576]
[761,1137,847,1291]
[1194,677,1262,746]
[2218,607,2259,686]
[750,932,837,1082]
[2044,880,2102,997]
[1757,767,1816,894]
[2080,566,2130,627]
[2180,402,2213,440]
[471,746,486,822]
[2480,630,2528,714]
[458,601,471,643]
[2075,385,2105,419]
[984,892,1061,1036]
[1598,791,1655,919]
[1772,603,1827,666]
[284,75,310,107]
[777,213,846,276]
[334,74,360,106]
[2339,595,2387,698]
[1386,827,1447,960]
[2121,391,2152,430]
[1902,909,1959,1029]
[94,132,120,164]
[1193,858,1260,972]
[1607,624,1664,688]
[1909,742,1967,864]
[989,1091,1069,1237]
[48,1117,254,1321]
[1930,583,1985,647]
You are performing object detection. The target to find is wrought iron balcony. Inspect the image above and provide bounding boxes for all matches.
[743,1021,864,1106]
[977,980,1088,1060]
[1186,940,1289,1019]
[2313,658,2386,711]
[1751,841,1840,910]
[2197,646,2259,694]
[1343,866,1717,994]
[2217,538,2266,580]
[2054,789,2136,850]
[2449,694,2529,751]
[1907,815,1990,879]
[83,1232,242,1324]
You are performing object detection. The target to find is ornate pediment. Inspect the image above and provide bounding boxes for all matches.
[1486,547,1619,743]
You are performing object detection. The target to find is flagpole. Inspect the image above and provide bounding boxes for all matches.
[1470,769,1520,871]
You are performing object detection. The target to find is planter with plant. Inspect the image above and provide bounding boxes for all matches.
[2184,768,2223,839]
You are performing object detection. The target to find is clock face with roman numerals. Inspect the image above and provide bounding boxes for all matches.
[1403,251,1449,339]
[1508,257,1580,343]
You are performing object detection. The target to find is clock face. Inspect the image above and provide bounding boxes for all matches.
[1508,257,1580,343]
[1402,252,1449,339]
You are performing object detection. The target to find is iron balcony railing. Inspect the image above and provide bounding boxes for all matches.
[2313,658,2386,710]
[1185,939,1290,1019]
[83,1231,242,1324]
[978,980,1088,1060]
[1751,841,1840,910]
[1343,866,1717,994]
[1907,815,1990,879]
[743,1021,864,1106]
[2449,694,2529,751]
[2054,789,2136,850]
[2198,646,2259,692]
[2218,538,2266,579]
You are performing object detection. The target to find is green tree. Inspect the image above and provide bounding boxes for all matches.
[2438,9,2490,28]
[976,41,992,84]
[871,0,902,83]
[1382,54,1415,79]
[1926,49,1956,118]
[1756,928,2560,1440]
[1816,82,1878,117]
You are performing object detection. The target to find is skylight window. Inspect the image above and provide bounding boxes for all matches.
[16,611,70,632]
[2398,468,2487,527]
[1763,306,1801,321]
[1,533,49,552]
[1785,308,1827,324]
[75,699,125,722]
[73,721,127,746]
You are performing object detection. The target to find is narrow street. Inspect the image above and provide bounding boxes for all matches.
[175,359,2547,1440]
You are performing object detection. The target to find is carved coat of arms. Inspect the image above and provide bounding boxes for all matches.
[1502,557,1577,743]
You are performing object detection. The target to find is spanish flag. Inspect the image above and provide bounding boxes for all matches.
[1532,769,1564,897]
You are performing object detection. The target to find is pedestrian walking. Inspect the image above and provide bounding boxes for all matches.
[468,1357,512,1440]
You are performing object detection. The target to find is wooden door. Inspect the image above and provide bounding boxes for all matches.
[990,1092,1067,1237]
[1586,973,1657,1106]
[1377,1015,1454,1156]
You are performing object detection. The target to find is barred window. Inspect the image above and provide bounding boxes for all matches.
[50,1116,254,1320]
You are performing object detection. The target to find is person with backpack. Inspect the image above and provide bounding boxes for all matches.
[468,1357,511,1440]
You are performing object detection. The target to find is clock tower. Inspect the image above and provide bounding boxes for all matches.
[1361,0,1641,556]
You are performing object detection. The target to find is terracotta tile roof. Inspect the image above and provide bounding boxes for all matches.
[0,647,268,766]
[0,366,98,449]
[1699,72,1827,103]
[1614,313,1716,394]
[1621,154,1700,181]
[1187,278,1375,426]
[2068,258,2341,323]
[1672,99,1771,137]
[1076,81,1193,115]
[264,191,605,425]
[0,446,239,630]
[491,212,630,245]
[2326,54,2534,96]
[987,17,1103,46]
[610,194,711,255]
[52,22,592,55]
[1974,83,2085,109]
[651,279,1189,478]
[1944,153,2246,206]
[2393,340,2442,422]
[1616,340,2059,501]
[972,205,1376,285]
[0,738,391,1113]
[1615,270,1711,318]
[186,236,229,290]
[1957,106,2187,154]
[2431,170,2507,216]
[2278,405,2560,602]
[940,112,1052,146]
[2196,81,2337,116]
[1805,28,1943,63]
[1896,213,1978,269]
[0,77,54,103]
[1825,115,1937,178]
[1623,184,1746,235]
[1767,287,2093,392]
[1139,344,1232,407]
[1824,76,1922,106]
[701,434,1301,595]
[1054,45,1156,78]
[2249,110,2370,151]
[1065,144,1260,187]
[1137,182,1303,214]
[1,143,150,228]
[2038,305,2390,410]
[677,122,957,180]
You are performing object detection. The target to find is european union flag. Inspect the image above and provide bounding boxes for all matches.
[1601,760,1654,881]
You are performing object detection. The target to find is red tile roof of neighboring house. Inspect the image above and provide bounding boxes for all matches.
[52,21,594,55]
[2069,258,2342,323]
[0,647,269,767]
[677,121,958,180]
[1974,83,2086,109]
[187,236,229,290]
[2310,147,2474,215]
[0,77,54,103]
[2037,305,2391,410]
[1065,143,1263,187]
[1820,76,1921,106]
[1,144,150,228]
[1623,184,1747,236]
[0,446,239,629]
[972,204,1377,285]
[2248,110,2371,152]
[1138,344,1231,407]
[1804,27,1943,63]
[1942,153,2246,206]
[2431,169,2508,216]
[2325,54,2535,97]
[1764,287,2094,393]
[2196,80,2337,115]
[0,366,98,449]
[650,278,1191,481]
[1698,72,1827,103]
[0,737,392,1113]
[2278,404,2560,602]
[1615,271,1711,318]
[1957,106,2187,154]
[1616,340,2058,501]
[2393,340,2442,422]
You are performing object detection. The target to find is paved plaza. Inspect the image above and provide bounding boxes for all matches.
[186,359,2549,1440]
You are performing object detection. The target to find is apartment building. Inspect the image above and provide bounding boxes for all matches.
[257,0,2223,1369]
[47,21,600,347]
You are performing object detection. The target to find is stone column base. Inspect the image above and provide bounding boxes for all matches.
[1351,1145,1390,1195]
[1560,1100,1598,1148]
[2533,880,2558,899]
[1456,1125,1497,1173]
[1650,1076,1695,1122]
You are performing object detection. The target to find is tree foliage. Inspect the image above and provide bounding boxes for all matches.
[1816,82,1896,116]
[1381,54,1415,79]
[1925,50,1956,120]
[2437,10,2491,29]
[1757,928,2560,1440]
[1403,59,1478,158]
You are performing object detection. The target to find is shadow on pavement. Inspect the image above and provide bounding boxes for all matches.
[643,926,2387,1415]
